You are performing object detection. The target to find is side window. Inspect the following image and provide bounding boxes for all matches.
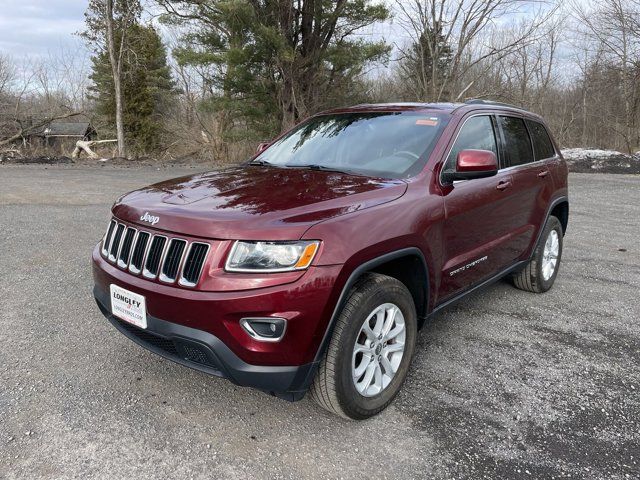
[444,115,497,172]
[498,116,534,167]
[526,119,556,161]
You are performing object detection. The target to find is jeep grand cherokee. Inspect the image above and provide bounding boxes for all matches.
[93,100,569,419]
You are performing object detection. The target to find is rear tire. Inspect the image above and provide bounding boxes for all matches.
[512,215,563,293]
[310,273,417,420]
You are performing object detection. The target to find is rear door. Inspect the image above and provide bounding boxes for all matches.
[439,114,522,300]
[497,116,556,259]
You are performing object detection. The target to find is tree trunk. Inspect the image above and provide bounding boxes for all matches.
[280,71,297,132]
[106,0,127,158]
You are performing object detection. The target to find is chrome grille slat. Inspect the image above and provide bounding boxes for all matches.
[102,220,116,256]
[117,228,137,268]
[129,231,150,274]
[160,239,187,283]
[143,236,168,279]
[108,224,125,261]
[100,220,209,288]
[179,243,210,287]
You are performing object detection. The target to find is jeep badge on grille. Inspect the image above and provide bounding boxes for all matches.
[140,212,160,225]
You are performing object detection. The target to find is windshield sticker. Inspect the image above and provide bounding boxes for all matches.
[416,118,439,126]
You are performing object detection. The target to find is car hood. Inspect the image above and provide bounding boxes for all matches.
[112,166,408,240]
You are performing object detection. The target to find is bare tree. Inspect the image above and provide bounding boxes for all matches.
[105,0,127,157]
[573,0,640,152]
[0,55,85,152]
[394,0,558,102]
[0,54,15,96]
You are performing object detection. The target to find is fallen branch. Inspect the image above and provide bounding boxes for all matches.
[72,139,118,159]
[0,111,84,148]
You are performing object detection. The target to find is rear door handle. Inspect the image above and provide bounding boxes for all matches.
[538,170,550,178]
[496,181,512,191]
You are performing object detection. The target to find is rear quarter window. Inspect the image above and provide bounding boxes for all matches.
[526,120,556,160]
[498,116,534,167]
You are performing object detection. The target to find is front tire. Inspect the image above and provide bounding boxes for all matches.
[310,273,417,420]
[512,215,563,293]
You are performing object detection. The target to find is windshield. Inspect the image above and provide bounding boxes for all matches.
[253,111,449,179]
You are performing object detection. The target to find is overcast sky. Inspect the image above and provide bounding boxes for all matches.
[0,0,87,58]
[0,0,570,77]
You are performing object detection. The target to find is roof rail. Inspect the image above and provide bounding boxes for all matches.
[464,99,523,110]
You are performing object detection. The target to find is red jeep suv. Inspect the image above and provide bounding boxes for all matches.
[93,100,568,419]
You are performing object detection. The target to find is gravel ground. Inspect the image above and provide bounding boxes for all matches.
[0,165,638,480]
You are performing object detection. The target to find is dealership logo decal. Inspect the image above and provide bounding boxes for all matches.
[449,256,488,276]
[140,212,160,225]
[112,291,141,309]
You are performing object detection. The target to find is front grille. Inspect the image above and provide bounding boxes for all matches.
[100,219,209,287]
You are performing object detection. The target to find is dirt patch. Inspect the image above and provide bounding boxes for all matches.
[0,154,224,169]
[1,155,75,165]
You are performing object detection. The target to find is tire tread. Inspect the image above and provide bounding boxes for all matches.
[512,215,562,293]
[310,273,414,419]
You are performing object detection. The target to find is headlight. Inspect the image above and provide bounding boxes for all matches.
[225,241,320,273]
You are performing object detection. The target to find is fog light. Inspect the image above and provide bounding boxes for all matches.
[240,318,287,342]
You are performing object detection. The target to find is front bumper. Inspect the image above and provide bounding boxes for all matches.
[92,244,344,400]
[94,289,316,400]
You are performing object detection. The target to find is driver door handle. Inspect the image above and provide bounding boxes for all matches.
[496,180,512,191]
[538,170,550,178]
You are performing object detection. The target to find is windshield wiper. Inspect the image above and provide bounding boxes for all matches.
[249,159,274,167]
[290,164,352,174]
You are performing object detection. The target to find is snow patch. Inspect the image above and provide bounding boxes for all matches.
[561,148,640,174]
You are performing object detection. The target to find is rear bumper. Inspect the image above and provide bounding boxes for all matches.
[94,288,317,400]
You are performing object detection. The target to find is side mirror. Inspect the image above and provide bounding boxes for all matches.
[442,149,498,184]
[256,141,271,154]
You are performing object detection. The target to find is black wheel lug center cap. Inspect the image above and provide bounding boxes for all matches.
[375,344,382,355]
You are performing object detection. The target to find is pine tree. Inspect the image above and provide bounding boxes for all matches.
[84,1,176,154]
[88,24,176,153]
[400,22,453,101]
[159,0,390,139]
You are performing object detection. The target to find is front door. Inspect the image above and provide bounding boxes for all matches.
[438,114,523,300]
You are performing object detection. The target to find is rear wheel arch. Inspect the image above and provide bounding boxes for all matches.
[550,200,569,235]
[529,196,569,260]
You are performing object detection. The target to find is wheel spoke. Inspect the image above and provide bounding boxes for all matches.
[372,309,385,336]
[384,342,404,354]
[373,364,383,390]
[359,362,376,391]
[353,355,371,379]
[384,323,405,341]
[381,306,397,338]
[353,344,372,356]
[380,354,397,375]
[362,322,376,342]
